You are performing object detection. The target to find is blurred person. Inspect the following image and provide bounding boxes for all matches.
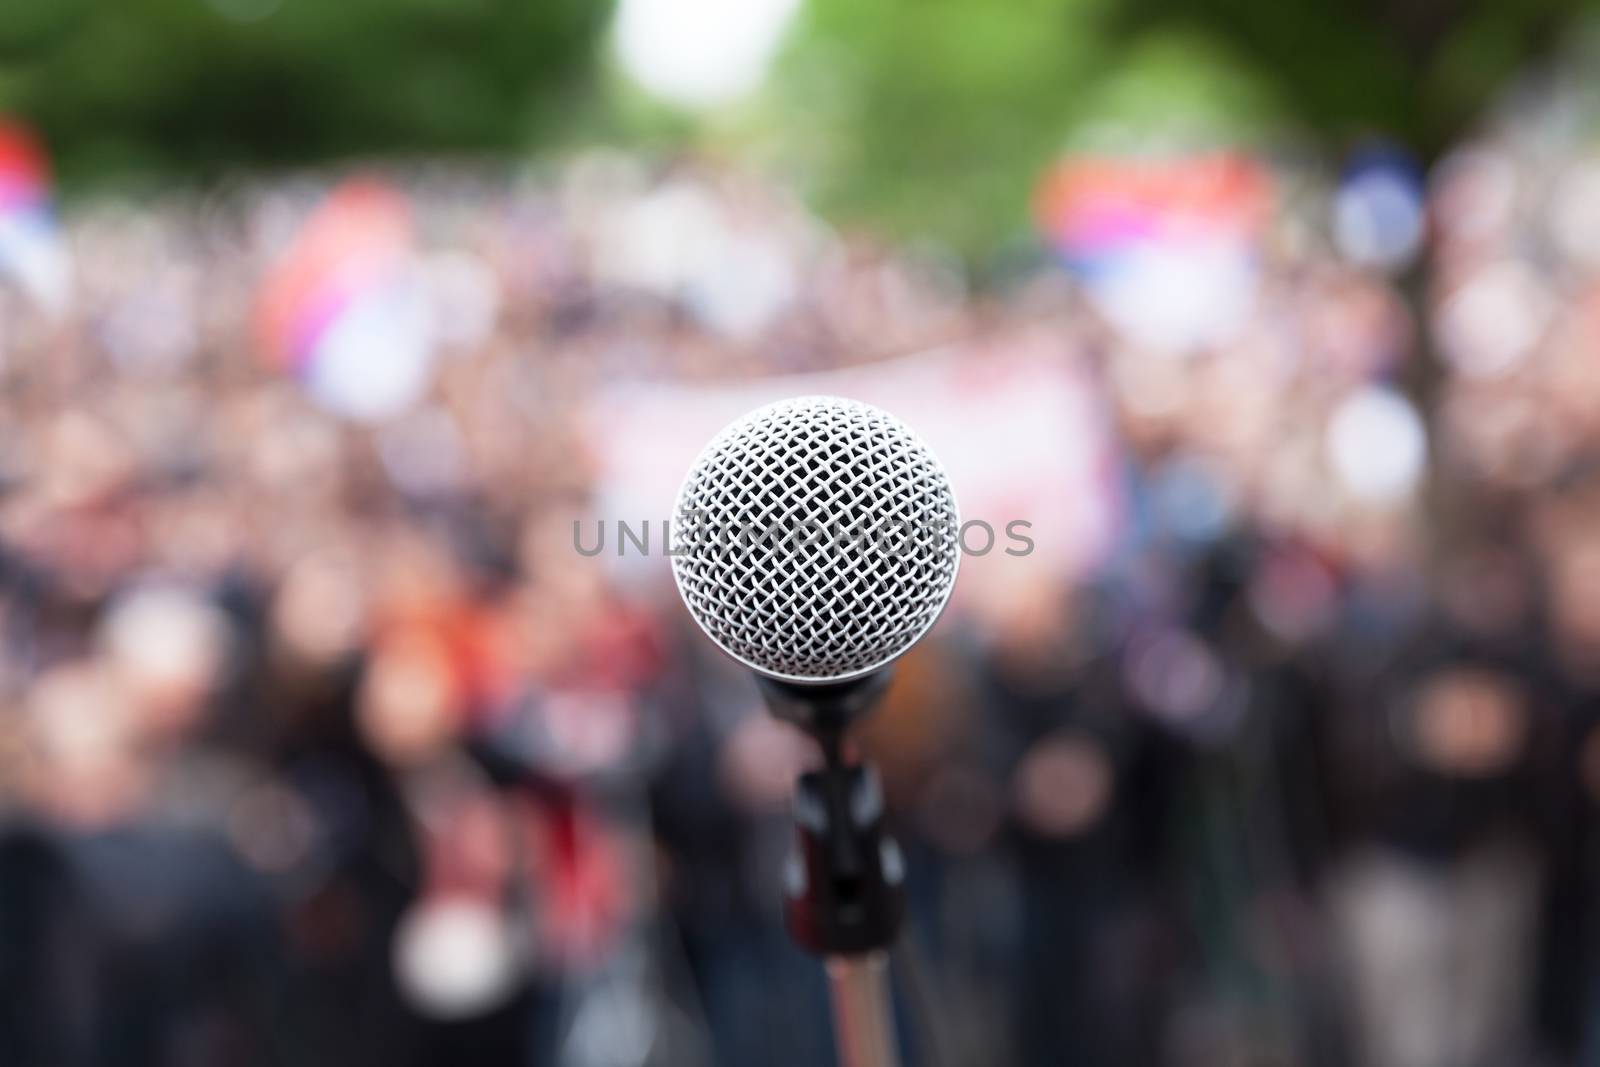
[857,639,1012,1067]
[647,635,838,1067]
[1318,608,1555,1067]
[1124,531,1347,1067]
[1528,469,1600,1062]
[4,659,285,1067]
[974,576,1181,1067]
[263,652,427,1067]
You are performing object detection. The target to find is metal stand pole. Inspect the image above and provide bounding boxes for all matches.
[827,953,901,1067]
[758,674,907,1067]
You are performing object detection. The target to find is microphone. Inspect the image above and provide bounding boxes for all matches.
[670,395,961,691]
[669,396,960,1067]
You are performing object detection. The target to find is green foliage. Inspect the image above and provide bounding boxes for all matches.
[1111,0,1583,155]
[767,0,1288,258]
[768,0,1586,259]
[0,0,612,184]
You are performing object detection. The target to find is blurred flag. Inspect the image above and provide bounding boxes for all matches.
[1035,152,1271,353]
[1335,143,1425,272]
[0,120,71,316]
[256,179,436,422]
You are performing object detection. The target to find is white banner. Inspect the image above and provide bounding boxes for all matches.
[577,326,1121,614]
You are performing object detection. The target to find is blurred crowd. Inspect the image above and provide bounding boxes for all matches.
[6,107,1600,1067]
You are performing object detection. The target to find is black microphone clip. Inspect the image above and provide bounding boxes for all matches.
[757,671,905,958]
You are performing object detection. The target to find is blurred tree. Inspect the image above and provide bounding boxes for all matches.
[1112,0,1583,158]
[0,0,611,183]
[767,0,1285,258]
[768,0,1585,258]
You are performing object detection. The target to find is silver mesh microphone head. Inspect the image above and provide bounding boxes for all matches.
[671,396,960,685]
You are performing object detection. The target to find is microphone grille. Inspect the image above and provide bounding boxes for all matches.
[671,396,960,684]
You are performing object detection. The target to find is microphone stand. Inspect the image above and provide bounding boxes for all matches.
[758,673,905,1067]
